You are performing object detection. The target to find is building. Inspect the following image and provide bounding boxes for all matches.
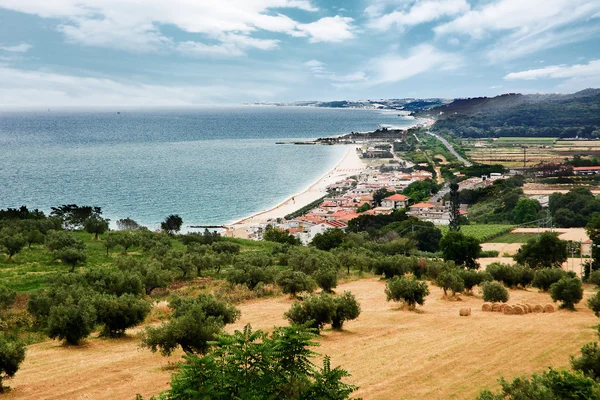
[573,166,600,175]
[381,193,408,209]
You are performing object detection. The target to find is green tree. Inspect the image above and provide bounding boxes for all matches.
[482,281,509,303]
[263,226,301,245]
[285,292,335,332]
[532,268,569,292]
[356,202,371,213]
[161,214,183,235]
[83,216,109,240]
[311,229,345,251]
[0,230,26,261]
[94,293,151,337]
[313,267,338,293]
[588,290,600,317]
[276,270,316,297]
[459,269,492,293]
[56,247,87,272]
[331,291,361,330]
[513,198,542,224]
[436,269,465,296]
[550,277,583,310]
[572,342,600,380]
[116,217,141,231]
[440,231,481,269]
[385,276,429,308]
[373,188,394,207]
[448,182,461,232]
[0,286,16,310]
[0,333,26,392]
[513,232,568,269]
[47,296,97,345]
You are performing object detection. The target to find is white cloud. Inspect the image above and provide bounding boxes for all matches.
[369,0,469,31]
[177,34,280,57]
[0,1,354,53]
[435,0,600,61]
[303,59,367,83]
[0,65,282,107]
[0,43,32,52]
[504,60,600,80]
[297,16,355,43]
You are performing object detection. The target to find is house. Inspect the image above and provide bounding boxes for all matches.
[407,202,450,225]
[574,166,600,175]
[381,193,408,209]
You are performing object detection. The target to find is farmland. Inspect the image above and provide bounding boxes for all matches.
[439,224,514,241]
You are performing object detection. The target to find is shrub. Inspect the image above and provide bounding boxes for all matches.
[285,292,335,332]
[0,286,16,310]
[588,290,600,317]
[94,293,151,337]
[211,241,240,254]
[572,342,600,380]
[459,270,492,292]
[385,276,429,308]
[0,333,26,392]
[550,277,583,310]
[435,269,464,296]
[276,270,316,297]
[479,250,499,258]
[47,296,97,345]
[226,265,277,290]
[372,255,414,279]
[486,263,532,288]
[532,268,569,292]
[313,268,338,293]
[482,282,509,303]
[589,270,600,286]
[331,291,361,330]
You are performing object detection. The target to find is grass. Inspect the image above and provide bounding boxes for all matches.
[439,225,515,241]
[487,233,540,243]
[7,278,599,400]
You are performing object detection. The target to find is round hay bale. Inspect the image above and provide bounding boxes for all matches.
[492,303,502,312]
[500,303,508,312]
[525,304,533,313]
[517,304,529,314]
[513,305,525,315]
[459,307,471,316]
[503,305,514,315]
[533,304,544,313]
[543,303,555,313]
[482,302,492,312]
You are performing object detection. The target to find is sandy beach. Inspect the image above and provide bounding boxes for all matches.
[226,145,366,237]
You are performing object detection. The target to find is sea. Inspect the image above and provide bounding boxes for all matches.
[0,106,417,229]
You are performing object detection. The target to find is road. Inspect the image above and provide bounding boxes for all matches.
[426,131,472,167]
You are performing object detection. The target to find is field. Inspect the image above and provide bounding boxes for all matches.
[440,225,514,241]
[487,233,539,243]
[5,278,598,400]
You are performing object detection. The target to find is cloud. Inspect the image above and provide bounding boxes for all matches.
[303,59,367,83]
[0,43,32,52]
[434,0,600,61]
[0,65,282,107]
[0,1,354,54]
[504,60,600,80]
[368,0,469,31]
[177,35,280,57]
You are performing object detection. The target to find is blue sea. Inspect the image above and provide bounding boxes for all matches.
[0,107,417,229]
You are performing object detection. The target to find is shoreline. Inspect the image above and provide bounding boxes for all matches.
[225,145,366,237]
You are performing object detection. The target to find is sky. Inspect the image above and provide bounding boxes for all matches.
[0,0,599,107]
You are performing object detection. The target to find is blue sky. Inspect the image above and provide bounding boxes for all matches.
[0,0,599,107]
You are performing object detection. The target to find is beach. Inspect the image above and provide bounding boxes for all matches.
[226,145,367,238]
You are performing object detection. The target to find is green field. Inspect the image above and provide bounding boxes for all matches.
[496,137,557,144]
[487,232,540,243]
[439,225,514,241]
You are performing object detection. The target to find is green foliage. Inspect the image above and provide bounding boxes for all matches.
[0,286,16,310]
[276,270,316,297]
[45,230,87,271]
[116,257,173,295]
[458,269,492,292]
[513,232,568,269]
[486,263,534,288]
[47,295,97,345]
[590,270,600,287]
[347,209,408,233]
[513,198,542,224]
[551,188,600,228]
[588,291,600,317]
[284,195,326,220]
[311,229,346,251]
[373,188,395,207]
[440,231,481,269]
[179,229,221,246]
[116,217,142,231]
[378,217,442,253]
[211,241,240,254]
[532,268,570,292]
[402,179,440,203]
[287,247,338,275]
[263,226,301,245]
[160,214,183,235]
[94,293,151,337]
[285,291,360,332]
[572,342,600,381]
[83,216,109,240]
[331,291,361,330]
[313,268,338,293]
[477,368,600,400]
[142,294,240,356]
[0,333,26,392]
[482,281,509,303]
[153,324,357,400]
[372,255,416,279]
[0,230,26,261]
[550,277,583,310]
[435,269,464,296]
[356,202,371,213]
[385,276,429,308]
[226,264,277,290]
[50,204,102,230]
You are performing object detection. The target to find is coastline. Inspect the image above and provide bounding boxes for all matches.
[225,145,366,238]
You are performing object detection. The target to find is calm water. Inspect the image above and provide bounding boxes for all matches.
[0,107,416,229]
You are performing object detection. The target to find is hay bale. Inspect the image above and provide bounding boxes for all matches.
[513,305,525,315]
[500,303,509,312]
[492,303,502,312]
[544,303,555,313]
[459,307,471,316]
[525,304,533,313]
[517,304,529,314]
[503,305,514,315]
[533,304,544,313]
[482,302,492,312]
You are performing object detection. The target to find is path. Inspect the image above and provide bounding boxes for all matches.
[427,131,472,167]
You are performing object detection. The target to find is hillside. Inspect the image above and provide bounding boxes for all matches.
[423,89,600,138]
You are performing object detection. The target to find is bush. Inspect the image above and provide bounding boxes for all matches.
[482,282,509,303]
[285,292,335,332]
[0,333,26,392]
[588,290,600,317]
[372,255,414,279]
[589,270,600,286]
[435,269,464,296]
[47,296,97,345]
[459,269,492,292]
[94,293,151,337]
[211,241,240,254]
[226,265,277,290]
[572,342,600,380]
[532,268,569,292]
[276,270,316,297]
[0,286,16,310]
[385,276,429,308]
[486,263,532,288]
[550,277,583,310]
[313,268,338,293]
[479,250,499,258]
[332,291,361,330]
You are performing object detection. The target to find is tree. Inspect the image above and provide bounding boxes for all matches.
[459,269,492,293]
[373,188,394,207]
[83,216,109,240]
[0,231,26,261]
[588,290,600,317]
[0,286,16,310]
[263,226,301,245]
[550,277,583,310]
[142,294,240,355]
[55,247,87,272]
[47,296,97,345]
[513,198,541,224]
[356,202,371,213]
[331,291,361,330]
[161,214,183,235]
[513,232,567,269]
[0,333,26,392]
[586,212,600,270]
[436,269,465,296]
[482,281,509,303]
[313,267,338,293]
[448,182,461,232]
[116,257,172,295]
[311,229,345,251]
[532,268,569,292]
[440,231,481,269]
[276,270,316,297]
[50,204,102,230]
[116,217,141,231]
[572,341,600,381]
[94,293,151,337]
[285,292,335,332]
[154,325,357,399]
[385,276,429,308]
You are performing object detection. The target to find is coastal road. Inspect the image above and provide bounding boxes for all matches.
[426,131,472,167]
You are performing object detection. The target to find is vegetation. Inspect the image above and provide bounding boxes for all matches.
[514,232,568,269]
[439,224,515,241]
[439,231,481,269]
[550,188,600,228]
[160,214,183,235]
[263,226,301,245]
[385,276,429,308]
[285,291,360,332]
[486,263,533,288]
[550,277,583,310]
[482,281,509,303]
[532,268,570,292]
[0,333,26,392]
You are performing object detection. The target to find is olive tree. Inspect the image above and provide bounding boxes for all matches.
[0,333,26,392]
[385,276,429,308]
[550,277,583,310]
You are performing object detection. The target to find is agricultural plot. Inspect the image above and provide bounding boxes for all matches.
[440,224,514,241]
[487,233,540,243]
